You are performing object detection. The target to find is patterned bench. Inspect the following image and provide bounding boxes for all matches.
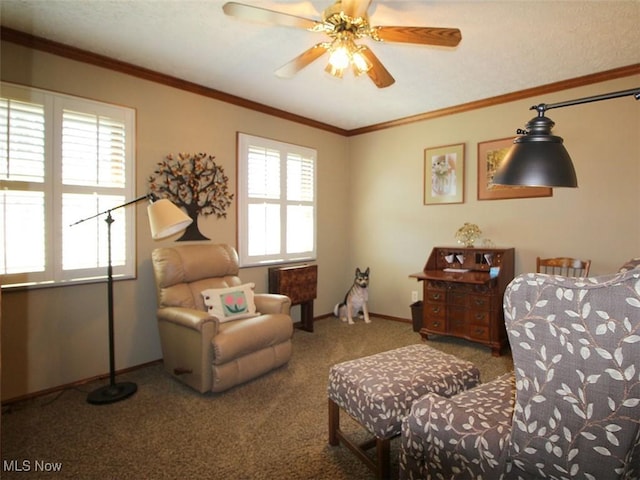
[328,344,480,478]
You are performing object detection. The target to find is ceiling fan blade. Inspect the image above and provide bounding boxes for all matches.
[275,43,329,78]
[223,2,320,30]
[341,0,372,19]
[359,47,395,88]
[373,26,462,47]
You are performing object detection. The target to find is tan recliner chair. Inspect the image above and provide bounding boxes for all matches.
[151,243,293,393]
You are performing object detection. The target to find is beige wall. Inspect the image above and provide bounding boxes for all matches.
[348,76,640,318]
[0,41,351,400]
[1,40,639,400]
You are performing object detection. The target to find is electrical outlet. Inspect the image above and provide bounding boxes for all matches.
[411,290,419,303]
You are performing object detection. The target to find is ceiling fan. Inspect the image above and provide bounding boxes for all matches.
[222,0,462,88]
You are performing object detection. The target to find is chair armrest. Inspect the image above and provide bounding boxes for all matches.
[254,293,291,315]
[156,306,220,393]
[157,306,219,336]
[401,372,515,479]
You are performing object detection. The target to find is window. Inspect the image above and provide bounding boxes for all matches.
[237,133,316,267]
[0,82,135,288]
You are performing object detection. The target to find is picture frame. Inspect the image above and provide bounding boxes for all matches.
[424,143,465,205]
[477,137,553,200]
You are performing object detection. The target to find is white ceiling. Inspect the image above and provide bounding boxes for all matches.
[1,0,639,131]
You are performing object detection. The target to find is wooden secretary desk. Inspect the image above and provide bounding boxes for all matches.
[410,246,515,356]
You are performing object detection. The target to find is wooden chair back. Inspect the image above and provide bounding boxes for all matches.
[536,257,591,277]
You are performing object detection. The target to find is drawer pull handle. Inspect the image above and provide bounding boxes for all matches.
[433,322,440,327]
[475,314,484,320]
[432,293,441,300]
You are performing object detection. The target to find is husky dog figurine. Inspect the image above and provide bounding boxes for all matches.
[333,267,370,325]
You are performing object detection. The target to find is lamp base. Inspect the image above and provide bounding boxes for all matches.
[87,381,137,405]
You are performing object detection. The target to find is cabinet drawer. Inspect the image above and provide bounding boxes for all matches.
[424,317,446,333]
[468,293,493,311]
[467,309,491,326]
[425,302,446,318]
[468,324,490,341]
[425,289,446,302]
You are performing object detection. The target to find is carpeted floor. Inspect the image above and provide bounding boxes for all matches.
[1,317,513,479]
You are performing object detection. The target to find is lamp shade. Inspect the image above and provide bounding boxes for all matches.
[492,114,578,188]
[147,199,193,240]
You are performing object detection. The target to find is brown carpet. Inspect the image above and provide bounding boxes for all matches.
[1,317,513,479]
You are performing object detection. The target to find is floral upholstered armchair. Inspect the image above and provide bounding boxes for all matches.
[400,258,640,479]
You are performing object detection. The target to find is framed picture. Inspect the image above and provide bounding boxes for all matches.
[477,137,553,200]
[424,143,465,205]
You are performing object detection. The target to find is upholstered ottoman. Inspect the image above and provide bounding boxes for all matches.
[328,344,480,479]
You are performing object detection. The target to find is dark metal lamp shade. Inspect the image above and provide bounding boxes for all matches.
[493,114,578,188]
[493,87,639,189]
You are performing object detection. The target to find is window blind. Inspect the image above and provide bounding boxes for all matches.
[0,82,135,288]
[238,133,316,267]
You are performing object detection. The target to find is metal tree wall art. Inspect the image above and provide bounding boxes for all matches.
[148,152,234,241]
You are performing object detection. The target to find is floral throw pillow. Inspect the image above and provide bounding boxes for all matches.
[201,283,259,322]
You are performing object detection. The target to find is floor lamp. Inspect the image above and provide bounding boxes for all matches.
[71,194,192,405]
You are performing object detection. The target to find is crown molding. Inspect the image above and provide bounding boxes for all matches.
[347,64,640,136]
[2,27,638,137]
[0,27,347,136]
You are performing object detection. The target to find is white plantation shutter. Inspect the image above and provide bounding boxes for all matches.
[60,108,130,276]
[247,146,280,199]
[0,94,48,283]
[286,153,314,254]
[246,145,281,257]
[0,83,135,288]
[1,190,46,276]
[238,133,316,266]
[0,98,46,182]
[61,193,127,272]
[62,111,126,187]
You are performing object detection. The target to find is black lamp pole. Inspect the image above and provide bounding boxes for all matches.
[72,195,149,404]
[529,87,640,116]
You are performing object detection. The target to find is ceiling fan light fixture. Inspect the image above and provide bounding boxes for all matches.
[351,47,372,76]
[327,38,351,70]
[326,36,371,78]
[222,1,462,88]
[325,62,345,78]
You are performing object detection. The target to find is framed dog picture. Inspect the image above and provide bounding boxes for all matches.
[477,137,552,200]
[424,143,465,205]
